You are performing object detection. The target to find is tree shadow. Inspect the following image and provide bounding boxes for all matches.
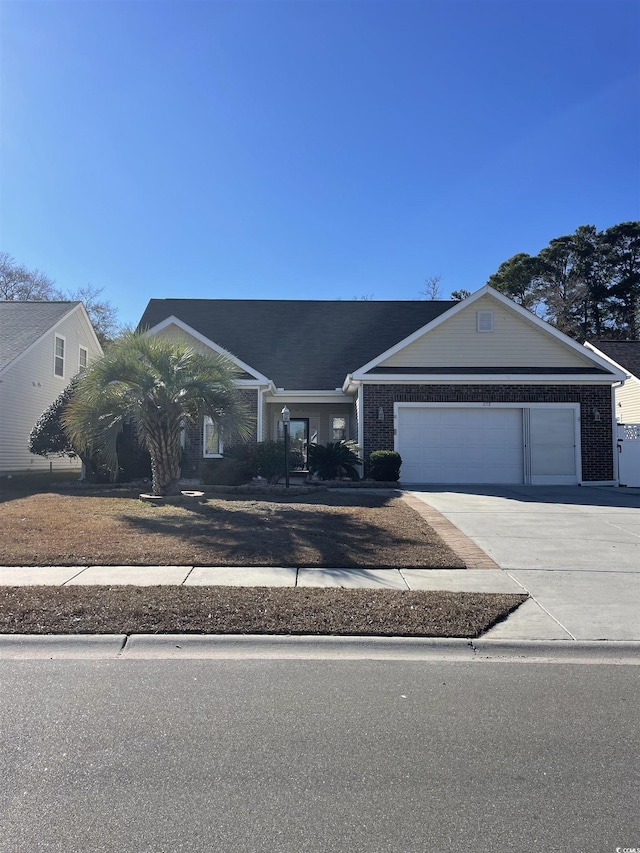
[115,496,461,568]
[406,484,640,509]
[0,475,87,505]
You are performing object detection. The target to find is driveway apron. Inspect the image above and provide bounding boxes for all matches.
[406,485,640,641]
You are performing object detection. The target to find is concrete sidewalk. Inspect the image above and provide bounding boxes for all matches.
[0,564,523,593]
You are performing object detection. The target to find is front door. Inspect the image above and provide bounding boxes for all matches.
[288,419,309,469]
[278,418,309,469]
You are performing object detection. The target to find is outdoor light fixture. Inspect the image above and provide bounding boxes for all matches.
[377,406,384,422]
[281,406,290,488]
[593,408,601,422]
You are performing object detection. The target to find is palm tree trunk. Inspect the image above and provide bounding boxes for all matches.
[147,424,181,495]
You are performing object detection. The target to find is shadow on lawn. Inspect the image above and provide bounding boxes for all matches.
[115,494,454,568]
[0,474,84,505]
[0,478,142,506]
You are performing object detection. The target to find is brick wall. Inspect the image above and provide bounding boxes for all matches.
[362,384,614,482]
[184,388,259,478]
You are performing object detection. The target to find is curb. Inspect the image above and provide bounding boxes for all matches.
[1,634,639,663]
[0,634,127,658]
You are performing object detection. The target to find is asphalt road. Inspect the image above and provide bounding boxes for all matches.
[1,660,638,853]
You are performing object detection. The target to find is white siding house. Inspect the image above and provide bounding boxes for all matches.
[585,341,640,424]
[0,302,103,475]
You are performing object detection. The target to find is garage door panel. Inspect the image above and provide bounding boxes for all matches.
[401,426,421,444]
[420,426,445,443]
[441,446,464,465]
[531,446,576,476]
[397,407,523,485]
[401,409,424,426]
[529,408,577,480]
[419,447,443,464]
[442,427,467,445]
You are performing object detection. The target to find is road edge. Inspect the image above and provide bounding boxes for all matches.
[0,633,639,663]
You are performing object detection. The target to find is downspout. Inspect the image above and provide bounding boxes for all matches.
[257,385,268,442]
[355,381,365,475]
[612,380,625,485]
[343,375,365,476]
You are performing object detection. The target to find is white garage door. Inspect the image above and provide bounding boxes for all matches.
[397,406,524,484]
[528,407,578,485]
[396,405,580,485]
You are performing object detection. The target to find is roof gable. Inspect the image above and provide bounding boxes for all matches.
[0,301,81,372]
[147,318,270,382]
[138,299,454,390]
[354,286,624,378]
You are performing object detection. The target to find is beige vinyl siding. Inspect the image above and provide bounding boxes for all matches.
[379,295,597,370]
[615,379,640,423]
[151,324,219,357]
[152,325,267,439]
[0,307,101,474]
[151,324,262,377]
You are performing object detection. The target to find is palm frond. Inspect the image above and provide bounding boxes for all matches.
[62,330,255,490]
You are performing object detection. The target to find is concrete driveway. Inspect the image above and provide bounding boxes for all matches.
[406,485,640,642]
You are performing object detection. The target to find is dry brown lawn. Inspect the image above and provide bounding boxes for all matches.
[0,488,464,568]
[0,586,527,638]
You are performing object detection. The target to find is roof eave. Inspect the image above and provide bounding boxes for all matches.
[358,372,624,384]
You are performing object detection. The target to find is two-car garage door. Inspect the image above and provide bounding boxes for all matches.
[396,405,579,485]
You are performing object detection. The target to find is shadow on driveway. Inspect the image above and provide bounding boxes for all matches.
[402,484,640,509]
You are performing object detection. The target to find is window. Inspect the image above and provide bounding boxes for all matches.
[477,310,494,332]
[203,416,223,457]
[54,335,65,377]
[79,346,88,371]
[332,416,347,441]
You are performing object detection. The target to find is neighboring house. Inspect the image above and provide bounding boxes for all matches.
[584,340,640,487]
[138,285,625,486]
[585,340,640,424]
[0,301,103,475]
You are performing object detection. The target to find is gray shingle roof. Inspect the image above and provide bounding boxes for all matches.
[592,340,640,380]
[138,299,456,390]
[0,301,80,372]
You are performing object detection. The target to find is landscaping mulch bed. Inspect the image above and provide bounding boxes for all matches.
[0,586,527,638]
[0,489,464,568]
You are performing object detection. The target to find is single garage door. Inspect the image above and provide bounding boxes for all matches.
[397,406,524,484]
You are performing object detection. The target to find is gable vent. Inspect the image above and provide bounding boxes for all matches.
[477,310,494,332]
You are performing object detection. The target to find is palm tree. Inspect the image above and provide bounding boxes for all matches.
[63,331,253,495]
[307,440,362,481]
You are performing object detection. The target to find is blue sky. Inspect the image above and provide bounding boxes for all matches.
[2,0,639,327]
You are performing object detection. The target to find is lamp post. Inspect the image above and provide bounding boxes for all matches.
[281,405,290,489]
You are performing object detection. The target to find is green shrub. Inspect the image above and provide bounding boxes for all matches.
[29,381,111,483]
[307,441,362,481]
[29,381,152,483]
[202,457,252,486]
[369,450,402,482]
[251,441,291,484]
[225,440,303,484]
[208,441,304,486]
